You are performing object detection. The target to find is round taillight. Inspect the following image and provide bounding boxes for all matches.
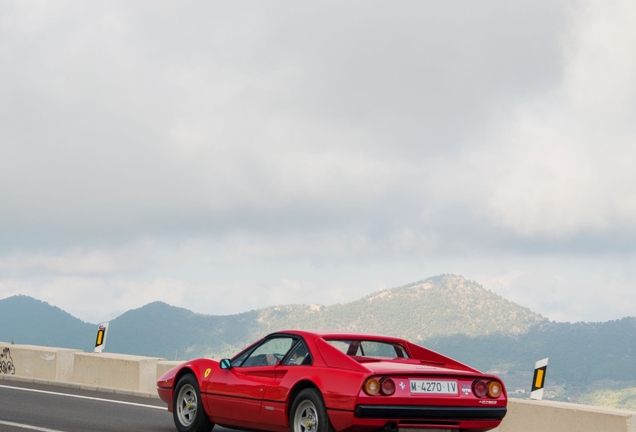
[380,378,395,396]
[487,381,502,398]
[472,380,488,398]
[364,378,380,396]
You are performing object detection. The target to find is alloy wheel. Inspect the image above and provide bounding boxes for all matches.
[176,383,198,427]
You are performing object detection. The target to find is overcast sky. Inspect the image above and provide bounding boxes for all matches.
[1,0,636,324]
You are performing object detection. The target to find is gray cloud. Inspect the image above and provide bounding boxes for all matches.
[1,0,635,322]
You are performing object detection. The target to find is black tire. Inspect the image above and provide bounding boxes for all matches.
[173,374,214,432]
[289,388,332,432]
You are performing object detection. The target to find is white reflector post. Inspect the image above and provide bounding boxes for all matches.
[94,322,109,353]
[530,357,548,400]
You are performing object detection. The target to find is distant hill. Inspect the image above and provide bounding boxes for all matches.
[2,276,636,409]
[0,295,95,351]
[254,274,545,340]
[103,274,545,359]
[106,302,262,359]
[0,275,545,359]
[426,317,636,389]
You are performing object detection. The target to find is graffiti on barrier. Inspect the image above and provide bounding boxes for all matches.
[0,347,16,375]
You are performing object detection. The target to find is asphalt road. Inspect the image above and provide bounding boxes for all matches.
[0,380,237,432]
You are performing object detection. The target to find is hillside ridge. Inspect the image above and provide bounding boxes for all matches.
[0,274,545,358]
[1,277,634,409]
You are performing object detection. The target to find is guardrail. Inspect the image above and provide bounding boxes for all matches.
[0,342,182,396]
[497,398,636,432]
[2,342,635,431]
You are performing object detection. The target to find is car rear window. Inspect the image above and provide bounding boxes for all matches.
[326,339,409,359]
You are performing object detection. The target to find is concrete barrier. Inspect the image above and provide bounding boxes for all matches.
[156,360,184,381]
[6,341,636,432]
[499,398,636,432]
[0,342,79,381]
[71,352,165,393]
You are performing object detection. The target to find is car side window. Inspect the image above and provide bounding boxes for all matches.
[241,337,296,367]
[231,350,250,367]
[283,341,312,366]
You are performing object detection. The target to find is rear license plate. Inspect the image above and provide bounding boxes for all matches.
[409,380,458,394]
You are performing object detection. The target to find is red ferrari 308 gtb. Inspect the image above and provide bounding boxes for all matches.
[157,330,507,432]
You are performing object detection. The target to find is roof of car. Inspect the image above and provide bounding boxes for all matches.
[272,329,409,343]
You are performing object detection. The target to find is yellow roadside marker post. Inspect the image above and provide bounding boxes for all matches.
[94,322,110,353]
[530,358,548,400]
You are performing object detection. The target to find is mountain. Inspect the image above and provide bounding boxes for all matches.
[102,274,545,359]
[426,317,636,391]
[0,295,95,351]
[1,275,545,359]
[106,302,262,359]
[254,274,545,340]
[3,276,636,409]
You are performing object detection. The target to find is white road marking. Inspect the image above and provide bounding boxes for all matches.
[0,420,66,432]
[0,384,165,410]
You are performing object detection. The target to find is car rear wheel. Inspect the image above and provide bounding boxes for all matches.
[290,388,332,432]
[173,373,213,432]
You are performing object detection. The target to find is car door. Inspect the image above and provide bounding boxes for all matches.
[261,339,314,427]
[207,336,298,429]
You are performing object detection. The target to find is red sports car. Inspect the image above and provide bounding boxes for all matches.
[157,330,507,432]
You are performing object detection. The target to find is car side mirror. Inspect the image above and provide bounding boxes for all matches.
[220,358,232,369]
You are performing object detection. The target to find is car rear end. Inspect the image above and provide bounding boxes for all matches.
[319,336,506,432]
[352,366,506,432]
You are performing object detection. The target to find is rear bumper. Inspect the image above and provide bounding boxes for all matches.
[354,405,507,421]
[328,405,506,432]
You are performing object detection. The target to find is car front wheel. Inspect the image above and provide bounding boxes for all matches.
[290,388,332,432]
[173,373,213,432]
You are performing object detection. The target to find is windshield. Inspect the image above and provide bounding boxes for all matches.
[326,339,409,359]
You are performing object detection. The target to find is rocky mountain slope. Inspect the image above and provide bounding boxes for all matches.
[0,275,544,358]
[2,276,635,409]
